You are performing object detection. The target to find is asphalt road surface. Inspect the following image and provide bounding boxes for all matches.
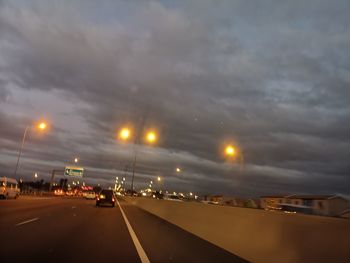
[1,196,247,263]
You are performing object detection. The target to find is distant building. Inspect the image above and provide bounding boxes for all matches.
[260,195,286,210]
[210,195,223,204]
[260,194,350,216]
[207,195,259,208]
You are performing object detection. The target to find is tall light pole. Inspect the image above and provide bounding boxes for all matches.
[156,176,163,192]
[118,123,158,194]
[130,130,157,192]
[114,176,118,191]
[14,121,48,178]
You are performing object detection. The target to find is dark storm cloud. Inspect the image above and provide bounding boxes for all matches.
[0,0,350,196]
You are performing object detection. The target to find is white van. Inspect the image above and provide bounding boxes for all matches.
[0,177,20,199]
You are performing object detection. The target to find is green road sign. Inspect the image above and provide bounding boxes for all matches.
[64,166,84,177]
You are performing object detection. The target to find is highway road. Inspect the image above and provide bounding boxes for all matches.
[0,196,247,262]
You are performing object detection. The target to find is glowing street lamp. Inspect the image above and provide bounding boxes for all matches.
[119,128,131,140]
[14,119,49,178]
[225,145,236,157]
[34,173,38,178]
[146,131,157,144]
[74,157,79,163]
[176,167,181,173]
[224,144,245,170]
[157,176,161,182]
[38,122,47,130]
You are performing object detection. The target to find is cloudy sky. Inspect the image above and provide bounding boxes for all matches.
[1,0,350,197]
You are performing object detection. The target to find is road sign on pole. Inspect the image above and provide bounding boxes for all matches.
[64,166,84,177]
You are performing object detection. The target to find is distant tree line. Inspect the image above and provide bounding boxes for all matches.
[20,180,50,192]
[19,178,68,192]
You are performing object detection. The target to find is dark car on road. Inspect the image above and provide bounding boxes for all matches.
[96,189,116,207]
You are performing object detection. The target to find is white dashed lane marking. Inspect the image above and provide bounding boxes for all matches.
[15,217,39,226]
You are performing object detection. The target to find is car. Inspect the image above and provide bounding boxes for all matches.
[0,177,20,199]
[65,191,74,196]
[151,191,164,199]
[279,204,313,215]
[96,189,116,207]
[84,191,96,199]
[54,189,65,196]
[164,194,183,202]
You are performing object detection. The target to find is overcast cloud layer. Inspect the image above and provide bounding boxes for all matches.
[1,0,350,197]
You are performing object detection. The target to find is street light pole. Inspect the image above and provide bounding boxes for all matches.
[14,126,29,178]
[114,176,118,191]
[118,115,158,194]
[131,152,137,193]
[14,121,48,178]
[130,116,146,193]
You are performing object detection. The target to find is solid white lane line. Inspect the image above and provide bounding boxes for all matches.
[15,217,39,226]
[117,199,150,263]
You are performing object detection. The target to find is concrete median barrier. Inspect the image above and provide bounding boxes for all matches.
[124,197,350,263]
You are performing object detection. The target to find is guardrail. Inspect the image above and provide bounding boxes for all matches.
[124,197,350,263]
